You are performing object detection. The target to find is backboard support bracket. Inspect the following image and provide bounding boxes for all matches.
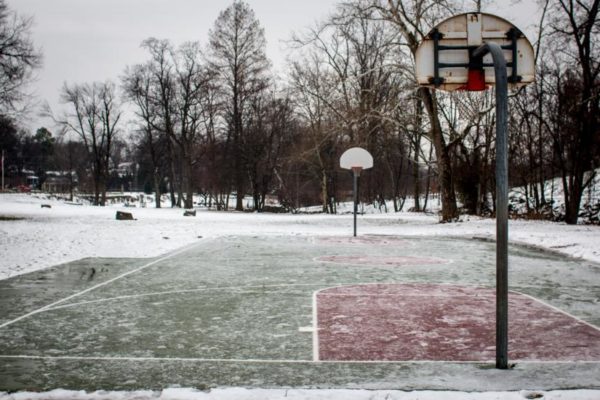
[428,25,525,90]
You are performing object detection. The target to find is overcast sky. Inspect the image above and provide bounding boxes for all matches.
[10,0,539,132]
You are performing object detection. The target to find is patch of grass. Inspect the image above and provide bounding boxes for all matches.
[0,215,25,221]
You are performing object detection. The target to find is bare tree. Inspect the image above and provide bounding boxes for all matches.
[290,4,410,212]
[140,38,179,207]
[245,91,297,211]
[59,81,121,205]
[289,53,341,213]
[362,0,460,221]
[122,64,166,208]
[129,39,214,209]
[331,5,409,207]
[208,0,270,211]
[546,0,600,224]
[172,42,213,209]
[0,0,42,116]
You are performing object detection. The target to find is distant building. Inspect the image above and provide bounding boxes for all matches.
[42,176,71,193]
[26,175,39,188]
[42,171,78,193]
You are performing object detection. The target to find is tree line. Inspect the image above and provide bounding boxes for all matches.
[1,0,598,224]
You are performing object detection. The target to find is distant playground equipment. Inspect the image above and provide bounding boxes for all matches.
[340,147,373,237]
[416,12,535,369]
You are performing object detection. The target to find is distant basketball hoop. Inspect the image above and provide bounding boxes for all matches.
[340,148,373,172]
[415,12,535,370]
[340,147,373,237]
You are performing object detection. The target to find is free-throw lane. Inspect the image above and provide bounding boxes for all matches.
[316,283,600,362]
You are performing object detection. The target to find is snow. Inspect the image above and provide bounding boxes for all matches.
[2,388,600,400]
[1,192,599,400]
[509,169,599,223]
[1,193,599,281]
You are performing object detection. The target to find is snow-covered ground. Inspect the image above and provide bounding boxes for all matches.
[2,388,600,400]
[509,170,599,223]
[1,193,599,280]
[1,192,599,399]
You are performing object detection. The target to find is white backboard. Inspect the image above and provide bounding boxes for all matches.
[415,13,535,91]
[340,147,373,170]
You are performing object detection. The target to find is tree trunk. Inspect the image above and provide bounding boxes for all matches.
[93,176,100,206]
[413,137,421,211]
[182,156,194,209]
[419,87,458,221]
[166,139,177,207]
[423,144,434,211]
[413,97,424,211]
[321,171,328,213]
[153,170,162,208]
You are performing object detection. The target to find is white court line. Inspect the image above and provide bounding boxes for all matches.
[0,355,598,364]
[45,283,331,312]
[0,355,313,363]
[0,240,207,330]
[313,256,453,266]
[316,293,492,297]
[512,290,600,333]
[312,290,319,362]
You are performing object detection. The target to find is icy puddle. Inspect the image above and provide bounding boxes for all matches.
[0,235,599,391]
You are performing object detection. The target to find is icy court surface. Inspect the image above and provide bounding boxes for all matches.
[317,283,600,361]
[0,235,599,391]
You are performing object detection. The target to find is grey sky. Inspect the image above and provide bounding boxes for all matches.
[10,0,341,129]
[9,0,539,131]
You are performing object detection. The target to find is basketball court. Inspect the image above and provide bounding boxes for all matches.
[0,235,599,391]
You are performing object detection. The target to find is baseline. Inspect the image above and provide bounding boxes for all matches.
[0,354,598,365]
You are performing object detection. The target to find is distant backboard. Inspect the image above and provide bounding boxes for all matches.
[340,147,373,170]
[415,13,535,91]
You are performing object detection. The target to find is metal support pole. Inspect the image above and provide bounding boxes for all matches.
[473,42,509,369]
[353,172,358,237]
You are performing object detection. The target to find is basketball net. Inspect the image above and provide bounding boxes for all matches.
[351,166,363,176]
[453,66,494,122]
[453,89,490,123]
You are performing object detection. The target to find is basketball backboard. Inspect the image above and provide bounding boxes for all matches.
[340,147,373,171]
[415,13,535,91]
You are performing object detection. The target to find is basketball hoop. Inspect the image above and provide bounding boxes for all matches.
[453,90,492,122]
[340,148,373,171]
[415,13,535,92]
[340,147,373,237]
[415,12,536,370]
[458,68,487,91]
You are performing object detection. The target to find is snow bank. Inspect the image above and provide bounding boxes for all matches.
[2,388,600,400]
